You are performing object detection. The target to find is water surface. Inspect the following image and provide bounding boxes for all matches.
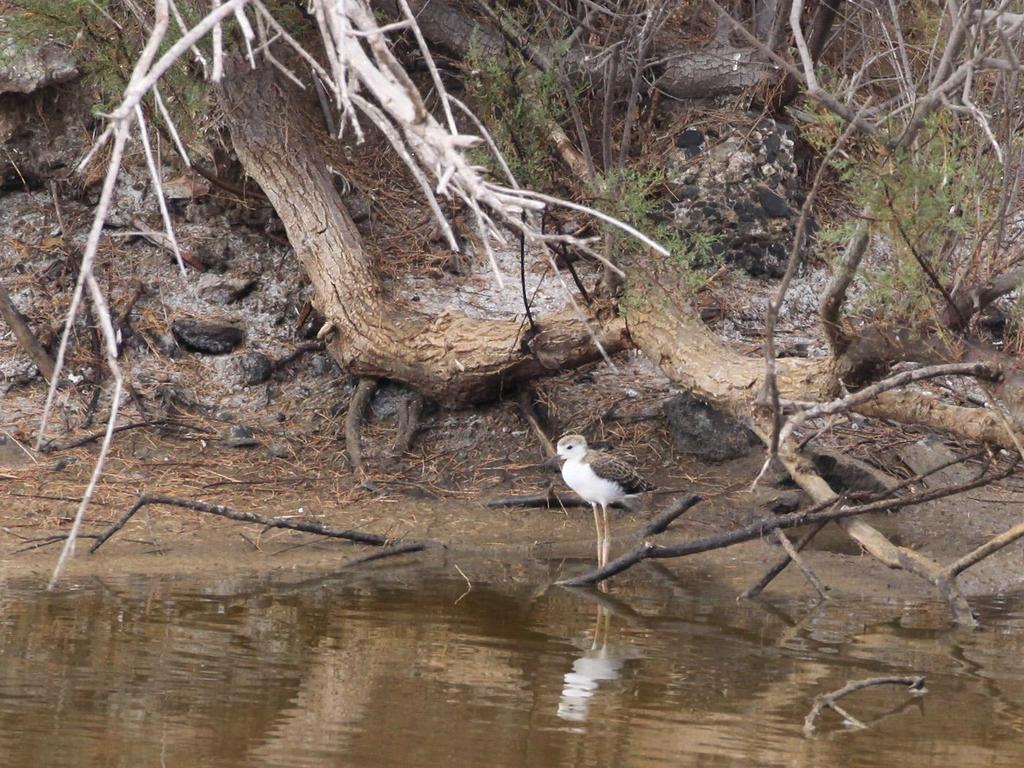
[2,566,1024,767]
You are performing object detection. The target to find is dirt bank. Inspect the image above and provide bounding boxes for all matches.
[4,410,1024,611]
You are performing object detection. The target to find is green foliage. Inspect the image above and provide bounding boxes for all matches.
[595,165,722,294]
[849,111,984,319]
[5,0,215,144]
[463,28,573,188]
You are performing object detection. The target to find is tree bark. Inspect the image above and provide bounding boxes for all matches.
[219,59,624,404]
[371,0,769,102]
[627,267,1018,448]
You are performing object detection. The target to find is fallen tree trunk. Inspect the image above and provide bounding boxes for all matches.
[371,0,770,102]
[626,268,1018,448]
[219,59,625,405]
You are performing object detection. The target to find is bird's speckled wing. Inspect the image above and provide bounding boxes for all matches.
[585,451,655,494]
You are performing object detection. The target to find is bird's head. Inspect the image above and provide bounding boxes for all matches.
[556,434,588,461]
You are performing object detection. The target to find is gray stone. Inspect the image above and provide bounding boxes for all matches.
[662,392,760,461]
[171,318,244,354]
[198,275,258,305]
[0,433,31,468]
[0,39,78,95]
[311,353,341,376]
[224,425,258,448]
[897,438,974,489]
[762,490,802,514]
[343,191,372,223]
[267,441,290,459]
[238,352,273,386]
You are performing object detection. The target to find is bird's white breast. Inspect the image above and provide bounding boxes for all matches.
[562,459,626,506]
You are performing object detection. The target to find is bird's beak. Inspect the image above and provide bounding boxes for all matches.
[543,454,562,468]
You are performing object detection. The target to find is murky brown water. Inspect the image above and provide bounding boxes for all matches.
[3,564,1024,767]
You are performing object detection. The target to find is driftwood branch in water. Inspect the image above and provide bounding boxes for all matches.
[88,493,434,554]
[775,528,829,599]
[803,676,926,737]
[741,520,830,600]
[558,458,1018,605]
[742,447,988,599]
[641,495,703,535]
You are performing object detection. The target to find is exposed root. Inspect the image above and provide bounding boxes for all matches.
[516,386,556,458]
[0,282,55,381]
[346,377,379,473]
[392,390,424,455]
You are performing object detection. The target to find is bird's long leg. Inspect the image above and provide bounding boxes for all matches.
[601,503,611,569]
[591,503,604,567]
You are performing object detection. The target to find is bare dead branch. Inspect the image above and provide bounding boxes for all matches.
[741,519,830,600]
[775,528,829,599]
[0,283,56,382]
[559,456,1017,596]
[89,493,428,553]
[804,676,926,737]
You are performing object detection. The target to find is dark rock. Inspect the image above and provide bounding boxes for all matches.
[762,490,802,514]
[678,185,700,200]
[224,425,259,448]
[311,353,340,376]
[343,191,372,223]
[171,318,244,354]
[196,239,231,272]
[50,456,76,471]
[662,392,760,461]
[807,446,896,495]
[756,186,792,218]
[151,332,179,358]
[676,128,704,149]
[238,352,273,386]
[297,303,324,339]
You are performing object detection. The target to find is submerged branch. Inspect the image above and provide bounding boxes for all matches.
[804,676,926,737]
[559,457,1018,589]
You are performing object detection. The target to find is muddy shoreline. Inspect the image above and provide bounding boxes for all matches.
[5,427,1024,617]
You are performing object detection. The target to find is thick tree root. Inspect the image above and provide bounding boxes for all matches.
[346,377,379,473]
[392,390,424,455]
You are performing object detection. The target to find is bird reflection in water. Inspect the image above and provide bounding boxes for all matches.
[557,604,625,722]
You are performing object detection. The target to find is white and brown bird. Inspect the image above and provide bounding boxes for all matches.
[556,434,654,568]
